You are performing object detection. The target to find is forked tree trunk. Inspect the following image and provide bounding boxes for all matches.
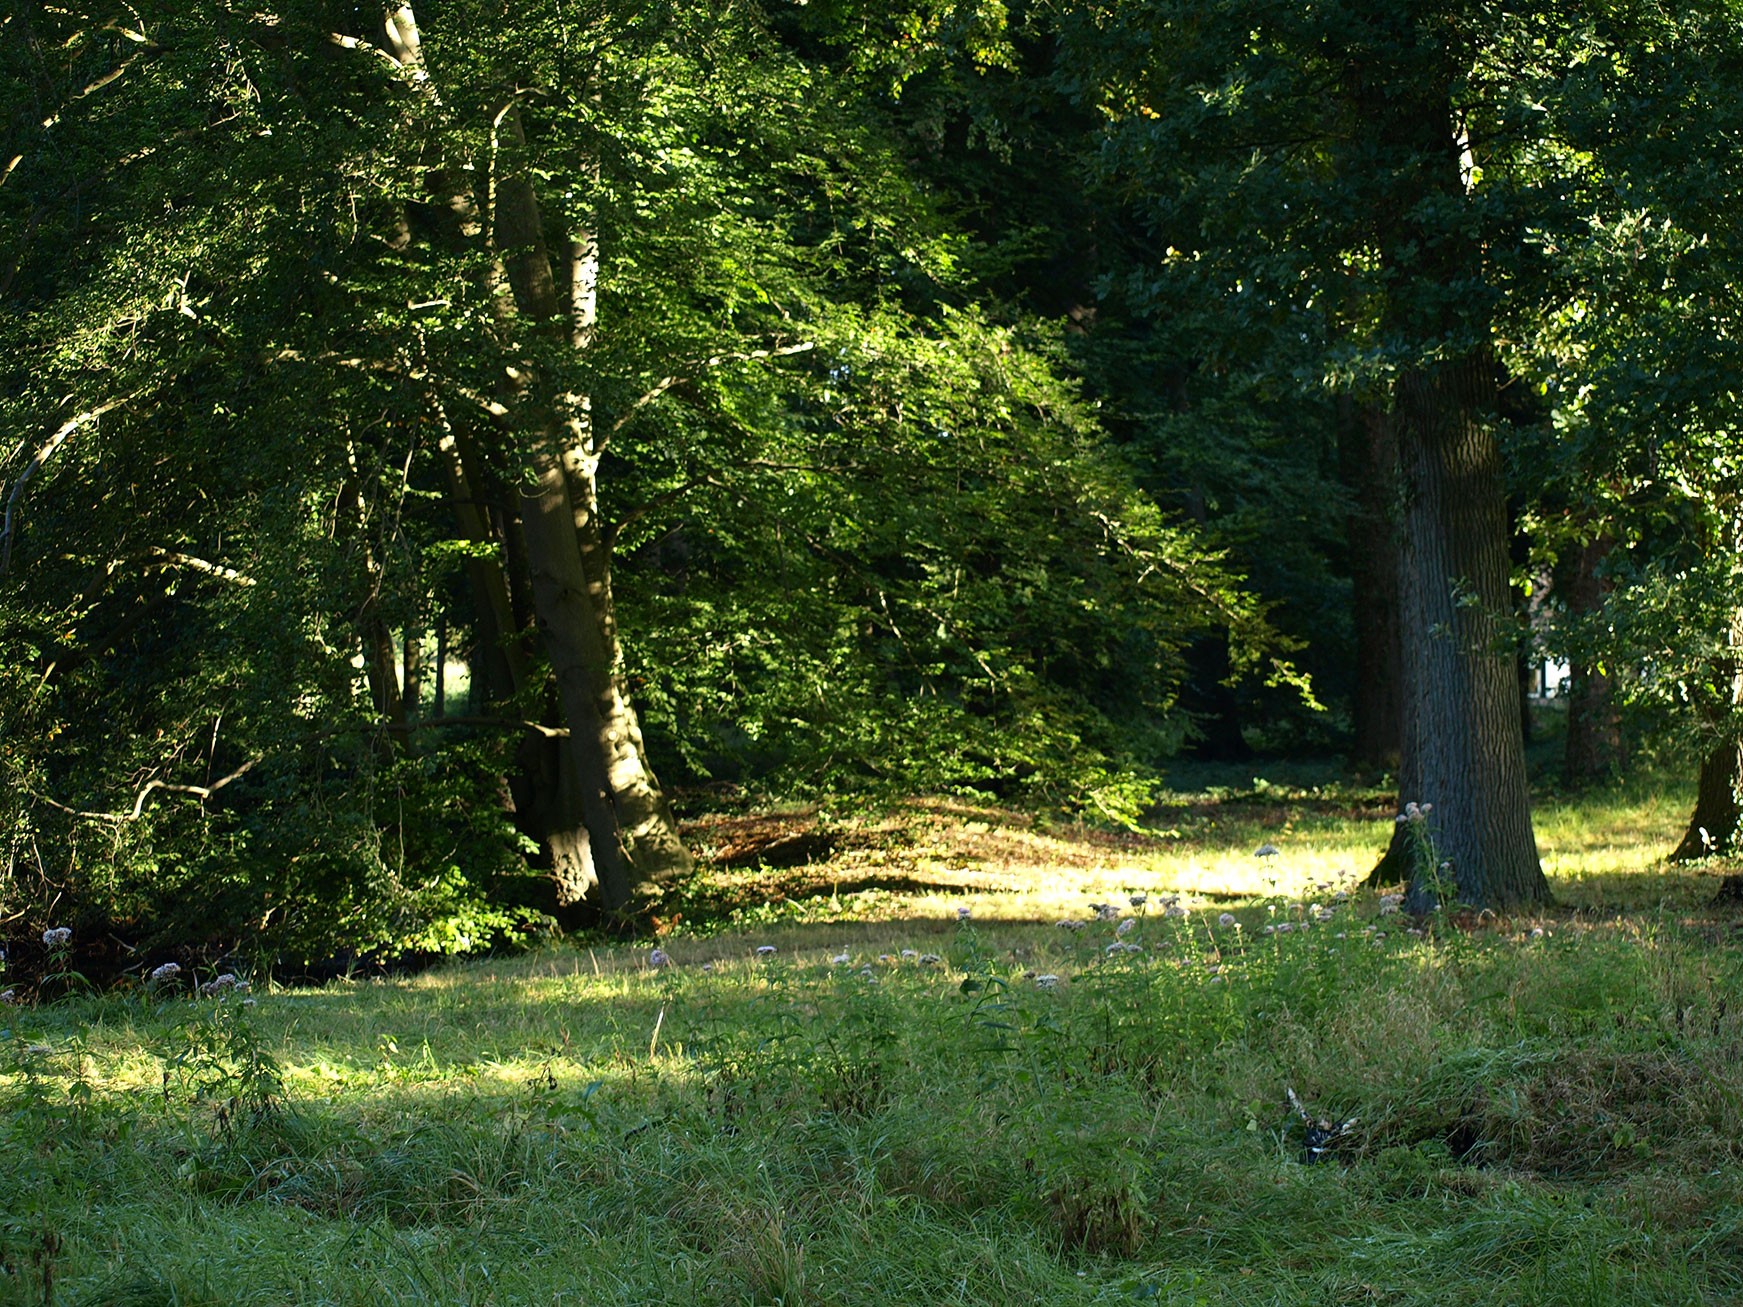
[492,100,687,908]
[378,4,690,912]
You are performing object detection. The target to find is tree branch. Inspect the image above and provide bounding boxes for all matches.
[2,392,144,573]
[606,341,816,445]
[29,756,262,825]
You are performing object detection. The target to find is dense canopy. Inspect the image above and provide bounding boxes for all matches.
[3,0,1739,957]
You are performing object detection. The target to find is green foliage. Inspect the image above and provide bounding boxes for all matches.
[1,0,1301,958]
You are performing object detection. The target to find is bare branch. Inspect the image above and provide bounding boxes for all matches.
[3,392,144,573]
[327,31,402,72]
[29,756,262,825]
[265,348,510,420]
[128,756,261,819]
[393,714,570,739]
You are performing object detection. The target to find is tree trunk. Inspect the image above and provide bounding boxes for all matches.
[1671,738,1743,861]
[403,614,424,723]
[491,100,686,908]
[1394,356,1548,909]
[1671,609,1743,862]
[1560,535,1625,786]
[1346,23,1547,911]
[1338,397,1402,773]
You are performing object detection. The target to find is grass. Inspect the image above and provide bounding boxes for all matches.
[7,768,1743,1306]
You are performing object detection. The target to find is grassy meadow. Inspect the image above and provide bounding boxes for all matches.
[6,768,1743,1306]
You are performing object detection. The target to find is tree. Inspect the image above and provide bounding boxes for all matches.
[1051,0,1553,907]
[2,0,1290,954]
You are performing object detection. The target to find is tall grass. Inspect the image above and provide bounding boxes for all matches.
[6,777,1742,1305]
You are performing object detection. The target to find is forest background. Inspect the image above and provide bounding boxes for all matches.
[3,0,1742,973]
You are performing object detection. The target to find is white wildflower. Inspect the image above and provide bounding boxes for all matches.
[1092,903,1120,921]
[1164,904,1187,919]
[832,952,851,965]
[900,948,919,958]
[42,926,71,948]
[756,945,777,957]
[1253,844,1280,858]
[1218,912,1237,928]
[878,954,895,964]
[1055,919,1086,933]
[1116,918,1135,936]
[918,953,941,965]
[0,989,16,1004]
[1034,974,1060,989]
[701,962,715,974]
[648,948,671,969]
[1128,894,1147,908]
[956,906,972,921]
[148,962,182,983]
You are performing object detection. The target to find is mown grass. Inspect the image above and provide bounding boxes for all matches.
[7,772,1743,1306]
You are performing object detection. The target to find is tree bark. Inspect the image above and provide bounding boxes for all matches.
[1672,609,1743,862]
[1394,356,1547,909]
[1672,738,1743,862]
[1347,18,1548,910]
[490,100,687,908]
[1339,397,1403,773]
[375,5,689,912]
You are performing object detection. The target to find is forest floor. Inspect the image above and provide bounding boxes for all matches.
[7,767,1743,1306]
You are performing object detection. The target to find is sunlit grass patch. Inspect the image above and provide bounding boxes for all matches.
[8,780,1743,1306]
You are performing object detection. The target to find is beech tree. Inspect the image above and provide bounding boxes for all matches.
[1,0,1284,951]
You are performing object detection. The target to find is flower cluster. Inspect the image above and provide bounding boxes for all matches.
[648,948,671,969]
[42,926,72,948]
[199,973,249,997]
[148,962,182,984]
[1395,801,1434,825]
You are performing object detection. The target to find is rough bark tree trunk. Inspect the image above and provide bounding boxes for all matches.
[1393,356,1547,909]
[1348,22,1547,910]
[1672,738,1743,862]
[1672,609,1743,862]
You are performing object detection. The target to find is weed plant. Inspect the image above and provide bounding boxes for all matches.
[5,799,1743,1305]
